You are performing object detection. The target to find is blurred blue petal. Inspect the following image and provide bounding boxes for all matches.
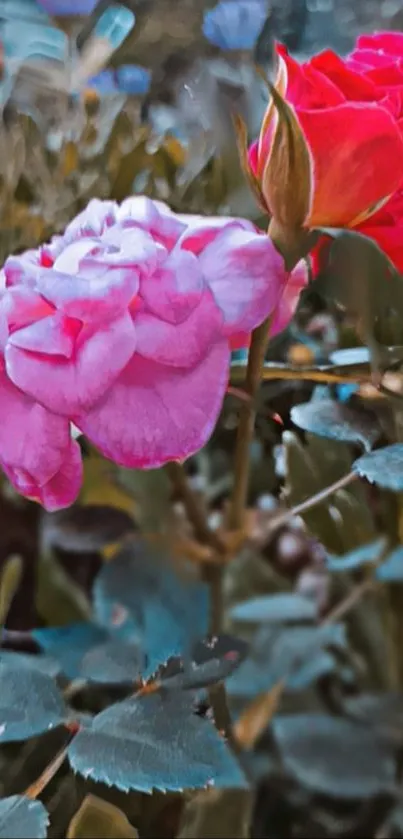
[87,66,151,96]
[36,0,99,14]
[202,0,269,51]
[116,64,151,95]
[1,0,51,23]
[1,20,67,62]
[231,348,249,364]
[336,384,359,402]
[87,69,119,93]
[93,5,135,49]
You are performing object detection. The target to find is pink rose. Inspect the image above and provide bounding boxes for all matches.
[230,259,308,351]
[0,197,296,508]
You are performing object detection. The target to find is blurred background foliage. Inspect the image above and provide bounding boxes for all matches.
[5,2,403,839]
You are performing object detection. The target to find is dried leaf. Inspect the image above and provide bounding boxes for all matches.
[234,681,284,749]
[67,795,138,839]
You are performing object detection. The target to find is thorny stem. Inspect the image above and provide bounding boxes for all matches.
[267,471,358,535]
[228,317,271,531]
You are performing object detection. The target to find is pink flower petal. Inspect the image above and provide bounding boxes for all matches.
[75,341,230,469]
[37,439,83,511]
[6,312,136,415]
[4,251,41,288]
[116,196,186,248]
[0,363,75,487]
[63,198,117,241]
[199,227,287,335]
[9,312,81,358]
[139,248,204,324]
[99,226,166,274]
[53,238,101,273]
[136,287,223,367]
[0,287,54,338]
[2,438,83,512]
[229,261,309,348]
[37,267,139,322]
[270,260,308,337]
[178,217,255,255]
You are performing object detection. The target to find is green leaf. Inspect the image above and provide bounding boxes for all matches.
[227,624,346,698]
[68,691,247,792]
[316,229,403,347]
[36,553,92,626]
[0,650,60,678]
[291,400,380,452]
[329,348,371,366]
[353,444,403,491]
[33,622,144,683]
[0,663,66,742]
[272,713,397,798]
[230,593,318,624]
[0,796,49,839]
[159,635,248,691]
[326,538,387,572]
[93,540,208,677]
[330,488,377,551]
[283,431,344,552]
[376,547,403,582]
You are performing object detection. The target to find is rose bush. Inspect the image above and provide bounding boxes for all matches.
[0,197,304,509]
[248,34,403,229]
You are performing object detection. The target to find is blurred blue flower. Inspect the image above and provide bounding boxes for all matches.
[36,0,99,14]
[87,69,118,94]
[202,0,269,51]
[335,384,359,402]
[87,65,151,96]
[116,64,151,95]
[1,0,51,24]
[91,5,135,49]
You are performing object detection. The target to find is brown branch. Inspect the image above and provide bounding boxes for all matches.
[24,724,79,800]
[266,471,358,535]
[165,462,225,555]
[227,317,271,531]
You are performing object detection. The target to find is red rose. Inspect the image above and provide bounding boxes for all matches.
[357,189,403,271]
[248,37,403,229]
[343,33,403,271]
